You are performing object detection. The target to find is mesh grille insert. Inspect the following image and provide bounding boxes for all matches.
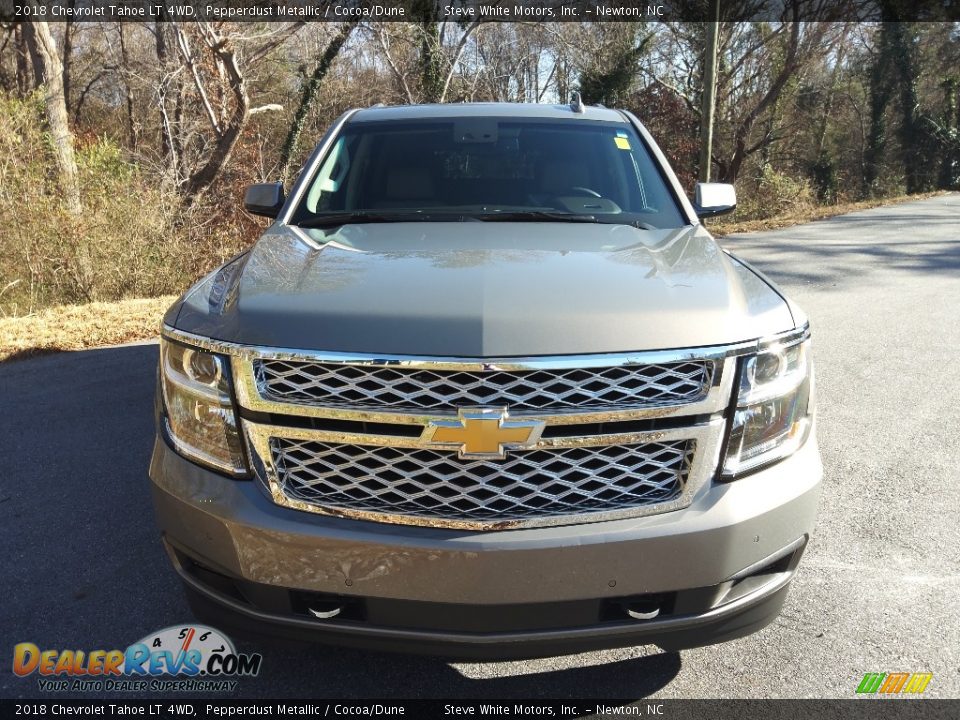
[255,360,713,412]
[270,438,695,523]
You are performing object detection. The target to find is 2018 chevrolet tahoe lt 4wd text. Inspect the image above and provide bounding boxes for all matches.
[150,101,821,659]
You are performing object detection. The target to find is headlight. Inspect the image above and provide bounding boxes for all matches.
[722,334,814,477]
[159,338,247,476]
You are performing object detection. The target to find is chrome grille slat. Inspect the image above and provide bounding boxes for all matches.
[270,438,694,523]
[254,359,713,412]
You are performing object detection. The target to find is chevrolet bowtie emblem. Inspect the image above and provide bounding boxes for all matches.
[422,408,545,459]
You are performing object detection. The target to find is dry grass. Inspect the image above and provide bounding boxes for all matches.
[710,190,948,236]
[0,296,175,363]
[0,92,255,317]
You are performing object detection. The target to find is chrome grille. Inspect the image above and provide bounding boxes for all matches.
[254,360,713,412]
[270,438,694,524]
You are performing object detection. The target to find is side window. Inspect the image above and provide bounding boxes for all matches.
[306,138,351,213]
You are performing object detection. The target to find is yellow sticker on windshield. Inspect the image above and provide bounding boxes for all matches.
[615,136,631,150]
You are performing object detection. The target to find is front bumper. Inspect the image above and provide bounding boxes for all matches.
[149,434,822,659]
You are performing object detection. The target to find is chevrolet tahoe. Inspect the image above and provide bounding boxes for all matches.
[149,100,821,659]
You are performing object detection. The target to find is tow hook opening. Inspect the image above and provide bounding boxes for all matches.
[601,593,674,623]
[291,590,366,622]
[626,604,661,621]
[307,603,342,619]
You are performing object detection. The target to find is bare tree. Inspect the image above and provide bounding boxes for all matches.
[21,19,81,215]
[153,21,303,202]
[116,24,138,150]
[367,12,484,104]
[712,17,842,182]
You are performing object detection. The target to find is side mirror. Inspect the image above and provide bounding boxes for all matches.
[693,182,736,219]
[243,182,285,218]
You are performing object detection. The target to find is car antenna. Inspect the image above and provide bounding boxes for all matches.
[570,91,585,114]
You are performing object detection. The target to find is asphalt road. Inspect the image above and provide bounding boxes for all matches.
[2,195,959,700]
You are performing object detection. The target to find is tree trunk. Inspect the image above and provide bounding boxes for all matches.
[954,79,960,188]
[61,13,75,111]
[937,79,957,189]
[13,24,34,95]
[863,27,893,197]
[889,23,927,193]
[278,22,355,183]
[811,32,847,202]
[153,19,181,186]
[410,1,444,103]
[22,20,82,216]
[118,23,138,150]
[23,22,43,88]
[419,23,444,103]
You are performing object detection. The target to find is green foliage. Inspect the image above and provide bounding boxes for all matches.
[76,137,135,185]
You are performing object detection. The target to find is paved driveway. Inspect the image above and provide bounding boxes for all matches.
[1,195,958,699]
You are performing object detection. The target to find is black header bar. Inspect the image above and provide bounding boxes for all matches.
[2,0,960,24]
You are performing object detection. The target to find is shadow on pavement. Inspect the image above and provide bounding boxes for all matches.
[0,344,680,699]
[721,209,960,288]
[237,643,682,699]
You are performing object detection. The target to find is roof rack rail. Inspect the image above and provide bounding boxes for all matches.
[570,92,585,114]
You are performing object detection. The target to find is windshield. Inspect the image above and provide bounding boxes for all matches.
[291,118,687,229]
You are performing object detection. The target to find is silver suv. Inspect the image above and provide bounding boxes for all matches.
[150,101,821,659]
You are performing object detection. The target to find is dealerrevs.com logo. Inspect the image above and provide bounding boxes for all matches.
[13,625,262,693]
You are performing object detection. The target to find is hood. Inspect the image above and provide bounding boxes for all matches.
[171,222,795,356]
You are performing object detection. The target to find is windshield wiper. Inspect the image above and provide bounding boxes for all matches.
[472,211,658,230]
[295,210,656,230]
[471,210,600,223]
[295,211,449,229]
